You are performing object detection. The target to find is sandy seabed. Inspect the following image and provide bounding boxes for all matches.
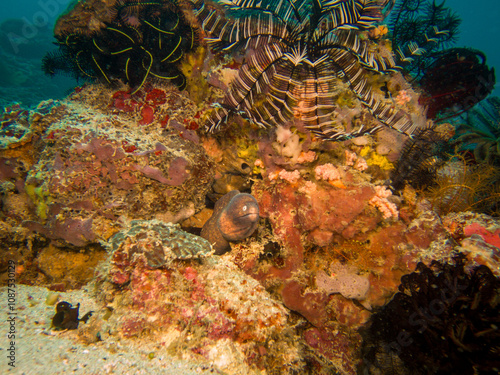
[0,285,214,375]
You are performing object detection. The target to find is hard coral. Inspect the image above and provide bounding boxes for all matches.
[108,220,213,283]
[97,233,294,373]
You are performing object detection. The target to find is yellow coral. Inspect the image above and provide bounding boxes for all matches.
[360,146,394,170]
[179,46,210,103]
[25,184,51,220]
[237,141,261,174]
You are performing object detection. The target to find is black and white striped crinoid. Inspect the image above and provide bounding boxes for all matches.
[193,0,423,141]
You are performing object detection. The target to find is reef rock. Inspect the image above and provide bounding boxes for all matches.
[16,85,214,247]
[95,219,300,373]
[108,220,214,283]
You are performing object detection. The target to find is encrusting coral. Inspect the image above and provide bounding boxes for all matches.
[19,84,214,248]
[108,220,214,278]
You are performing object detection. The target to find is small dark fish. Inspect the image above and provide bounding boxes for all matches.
[51,301,93,330]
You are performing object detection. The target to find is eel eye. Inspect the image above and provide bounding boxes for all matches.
[242,205,247,212]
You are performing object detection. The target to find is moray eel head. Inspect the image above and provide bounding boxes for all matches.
[218,193,259,242]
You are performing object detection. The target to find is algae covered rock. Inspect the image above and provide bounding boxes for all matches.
[95,224,297,373]
[108,220,214,282]
[20,85,214,247]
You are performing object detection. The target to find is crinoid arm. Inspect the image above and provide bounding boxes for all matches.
[390,126,452,191]
[195,0,424,141]
[43,0,199,93]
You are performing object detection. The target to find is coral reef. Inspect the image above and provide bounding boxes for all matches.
[368,185,399,219]
[20,85,214,248]
[108,220,214,281]
[193,0,427,141]
[2,1,499,374]
[359,254,500,375]
[200,190,259,255]
[35,243,107,289]
[96,220,302,373]
[0,83,214,291]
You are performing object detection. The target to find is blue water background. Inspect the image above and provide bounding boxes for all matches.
[0,0,499,105]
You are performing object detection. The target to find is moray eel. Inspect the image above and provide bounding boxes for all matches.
[201,190,259,255]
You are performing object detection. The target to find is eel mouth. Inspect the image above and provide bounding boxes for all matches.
[241,212,259,221]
